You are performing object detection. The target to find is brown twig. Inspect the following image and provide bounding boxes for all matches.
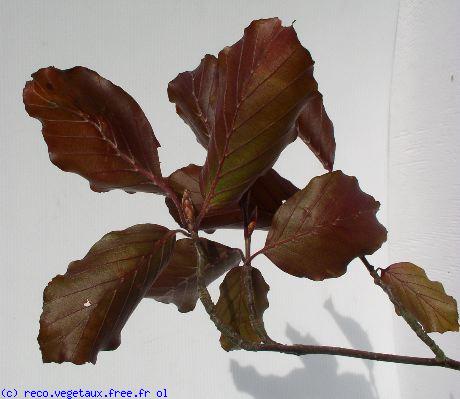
[172,228,192,237]
[241,197,273,344]
[192,232,459,371]
[252,342,460,370]
[242,236,273,343]
[192,232,245,349]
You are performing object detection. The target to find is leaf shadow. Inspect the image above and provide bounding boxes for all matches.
[230,311,379,399]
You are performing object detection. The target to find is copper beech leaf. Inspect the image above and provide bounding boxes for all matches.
[168,54,218,148]
[165,164,298,230]
[293,91,335,171]
[146,238,242,312]
[215,267,269,351]
[169,47,335,171]
[381,262,459,333]
[38,224,176,364]
[263,171,387,280]
[23,66,164,194]
[200,17,318,213]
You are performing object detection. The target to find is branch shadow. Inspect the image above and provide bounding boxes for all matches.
[324,297,377,392]
[230,298,379,399]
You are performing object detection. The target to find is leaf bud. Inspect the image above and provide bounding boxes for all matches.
[182,189,195,231]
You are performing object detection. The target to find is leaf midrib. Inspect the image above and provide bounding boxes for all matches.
[200,26,301,215]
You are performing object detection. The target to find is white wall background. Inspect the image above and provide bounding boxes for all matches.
[389,0,460,397]
[0,0,457,398]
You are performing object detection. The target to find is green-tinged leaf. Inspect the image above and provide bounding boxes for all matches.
[381,262,459,333]
[166,164,298,230]
[200,17,318,213]
[169,45,334,172]
[38,224,176,364]
[263,171,387,280]
[24,66,163,194]
[215,267,269,351]
[146,238,242,312]
[293,91,335,171]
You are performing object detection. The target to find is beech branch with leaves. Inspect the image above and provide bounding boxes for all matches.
[23,17,459,369]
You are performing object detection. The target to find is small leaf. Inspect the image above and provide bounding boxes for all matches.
[200,18,318,213]
[166,164,298,230]
[24,66,163,194]
[146,238,242,312]
[215,267,269,351]
[168,54,218,148]
[263,171,387,280]
[38,224,176,364]
[249,169,299,224]
[293,91,335,171]
[381,262,459,333]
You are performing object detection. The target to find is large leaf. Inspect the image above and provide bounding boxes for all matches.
[293,91,335,171]
[38,224,176,364]
[381,262,459,333]
[200,18,318,213]
[169,47,335,172]
[146,238,242,312]
[165,164,298,230]
[262,171,387,280]
[215,267,269,351]
[24,66,164,194]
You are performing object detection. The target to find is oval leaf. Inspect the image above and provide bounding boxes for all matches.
[38,224,176,364]
[263,171,387,280]
[215,267,269,351]
[166,164,298,230]
[146,238,242,312]
[23,66,163,194]
[293,91,335,171]
[381,262,459,333]
[200,18,318,213]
